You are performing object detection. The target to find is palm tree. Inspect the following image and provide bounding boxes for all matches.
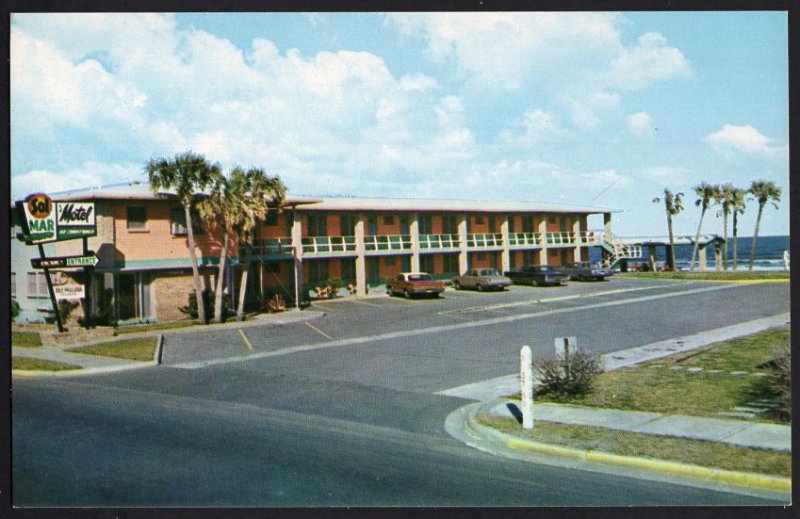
[748,180,781,271]
[689,181,721,271]
[233,168,286,321]
[652,189,684,271]
[730,187,747,271]
[197,169,249,323]
[146,151,221,324]
[717,183,735,270]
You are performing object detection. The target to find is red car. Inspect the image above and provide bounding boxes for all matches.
[386,272,445,298]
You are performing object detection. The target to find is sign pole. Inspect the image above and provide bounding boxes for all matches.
[38,244,64,333]
[520,345,534,430]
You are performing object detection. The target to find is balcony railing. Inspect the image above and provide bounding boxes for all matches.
[507,232,540,248]
[467,233,503,248]
[302,235,357,255]
[418,233,460,250]
[546,232,575,246]
[364,234,412,253]
[250,237,294,258]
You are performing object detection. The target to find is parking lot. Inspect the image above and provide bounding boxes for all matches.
[159,277,789,398]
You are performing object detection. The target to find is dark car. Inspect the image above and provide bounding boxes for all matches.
[559,262,615,281]
[503,265,569,286]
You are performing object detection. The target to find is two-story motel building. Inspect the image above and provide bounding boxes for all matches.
[12,182,613,324]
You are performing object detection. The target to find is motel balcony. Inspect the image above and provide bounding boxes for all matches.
[364,234,412,255]
[249,237,295,260]
[466,233,504,249]
[418,233,460,251]
[301,236,358,256]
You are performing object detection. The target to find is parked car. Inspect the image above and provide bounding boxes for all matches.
[559,262,615,281]
[452,268,512,291]
[386,272,445,298]
[503,265,569,286]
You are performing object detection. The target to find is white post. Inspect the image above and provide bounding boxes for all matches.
[520,345,534,430]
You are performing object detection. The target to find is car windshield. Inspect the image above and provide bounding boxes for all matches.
[480,269,500,276]
[408,274,432,281]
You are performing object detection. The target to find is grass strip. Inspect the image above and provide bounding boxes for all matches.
[536,326,790,423]
[478,416,791,478]
[66,337,156,361]
[12,331,43,348]
[617,271,789,281]
[114,320,196,335]
[12,356,81,371]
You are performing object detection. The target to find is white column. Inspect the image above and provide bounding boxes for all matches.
[500,214,510,273]
[520,345,534,430]
[355,213,366,296]
[410,212,420,272]
[458,213,469,274]
[538,216,549,265]
[572,216,582,263]
[291,209,304,305]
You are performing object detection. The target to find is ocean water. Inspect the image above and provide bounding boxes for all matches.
[588,235,790,271]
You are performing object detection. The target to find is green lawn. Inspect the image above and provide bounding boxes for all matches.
[114,319,197,335]
[66,337,157,361]
[12,331,43,348]
[617,271,789,281]
[12,357,81,371]
[536,326,790,423]
[478,417,791,478]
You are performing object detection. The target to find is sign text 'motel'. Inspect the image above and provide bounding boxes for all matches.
[31,253,99,269]
[18,193,96,244]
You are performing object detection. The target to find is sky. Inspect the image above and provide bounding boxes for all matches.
[9,11,790,237]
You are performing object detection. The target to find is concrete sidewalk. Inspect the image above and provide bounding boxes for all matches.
[484,400,790,452]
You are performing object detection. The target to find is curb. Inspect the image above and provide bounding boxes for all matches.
[464,400,791,498]
[12,361,159,379]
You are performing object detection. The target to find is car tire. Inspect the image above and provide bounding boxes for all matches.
[386,288,393,296]
[453,281,461,290]
[477,284,485,292]
[404,290,411,299]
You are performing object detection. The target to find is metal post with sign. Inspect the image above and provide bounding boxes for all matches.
[17,193,97,333]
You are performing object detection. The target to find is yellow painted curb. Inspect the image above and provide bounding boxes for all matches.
[505,436,791,493]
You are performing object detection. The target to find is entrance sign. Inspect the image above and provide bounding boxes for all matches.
[31,253,99,269]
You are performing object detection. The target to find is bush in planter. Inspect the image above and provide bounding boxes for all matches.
[535,350,603,400]
[179,290,230,323]
[11,299,20,322]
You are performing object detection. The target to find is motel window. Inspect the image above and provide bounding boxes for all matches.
[442,215,458,234]
[11,272,16,297]
[341,259,355,283]
[475,215,484,225]
[307,214,327,236]
[508,217,517,233]
[127,206,147,230]
[308,261,329,285]
[340,214,356,236]
[549,217,557,225]
[442,254,458,274]
[476,252,486,261]
[263,211,279,226]
[401,256,411,272]
[522,215,535,233]
[419,215,433,235]
[170,207,203,235]
[488,216,496,233]
[420,255,434,274]
[383,215,394,226]
[385,256,396,267]
[27,272,48,298]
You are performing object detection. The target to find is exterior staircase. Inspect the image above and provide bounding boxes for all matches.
[598,232,642,269]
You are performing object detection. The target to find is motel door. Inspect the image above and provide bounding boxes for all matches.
[115,272,152,322]
[367,258,380,286]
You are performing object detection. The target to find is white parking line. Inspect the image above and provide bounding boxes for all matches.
[438,284,674,316]
[172,283,738,370]
[305,321,334,340]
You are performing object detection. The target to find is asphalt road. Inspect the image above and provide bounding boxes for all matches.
[12,278,790,506]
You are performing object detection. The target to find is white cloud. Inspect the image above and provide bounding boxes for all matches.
[705,125,787,161]
[11,162,144,200]
[640,166,694,186]
[399,73,438,92]
[498,109,567,145]
[605,32,692,90]
[627,112,653,136]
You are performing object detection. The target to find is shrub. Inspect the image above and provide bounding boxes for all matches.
[58,300,80,324]
[179,290,229,323]
[756,345,791,422]
[536,350,604,399]
[11,299,20,322]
